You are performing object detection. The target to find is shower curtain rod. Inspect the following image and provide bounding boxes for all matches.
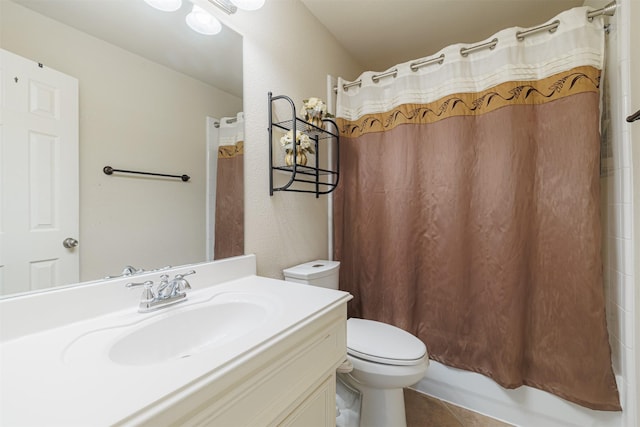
[333,1,617,94]
[213,117,238,128]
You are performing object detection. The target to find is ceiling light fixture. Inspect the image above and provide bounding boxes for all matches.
[206,0,237,15]
[206,0,265,14]
[229,0,265,11]
[143,0,182,12]
[142,0,265,35]
[186,4,222,35]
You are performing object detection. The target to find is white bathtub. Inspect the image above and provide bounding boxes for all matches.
[413,360,623,427]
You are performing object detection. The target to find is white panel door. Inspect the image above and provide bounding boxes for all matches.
[0,49,79,295]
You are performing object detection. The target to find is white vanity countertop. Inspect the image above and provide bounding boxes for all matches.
[0,268,351,426]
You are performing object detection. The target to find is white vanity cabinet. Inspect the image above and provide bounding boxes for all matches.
[127,302,347,427]
[279,375,336,427]
[0,256,351,427]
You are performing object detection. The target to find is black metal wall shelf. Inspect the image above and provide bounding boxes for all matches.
[268,92,339,198]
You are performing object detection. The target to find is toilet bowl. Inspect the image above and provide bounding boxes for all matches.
[283,261,429,427]
[342,318,428,427]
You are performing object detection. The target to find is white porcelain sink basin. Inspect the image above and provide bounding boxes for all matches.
[110,301,268,365]
[62,296,271,366]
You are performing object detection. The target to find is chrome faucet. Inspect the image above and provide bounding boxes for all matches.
[122,265,140,276]
[126,270,196,313]
[105,265,142,279]
[106,264,172,279]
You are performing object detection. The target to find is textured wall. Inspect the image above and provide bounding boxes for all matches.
[1,0,362,284]
[215,0,362,279]
[628,0,640,425]
[592,0,637,423]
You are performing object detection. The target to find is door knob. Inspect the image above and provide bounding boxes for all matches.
[63,238,79,249]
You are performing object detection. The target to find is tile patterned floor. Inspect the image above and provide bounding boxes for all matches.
[404,389,514,427]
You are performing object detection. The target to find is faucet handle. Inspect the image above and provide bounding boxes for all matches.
[175,270,196,279]
[173,270,195,293]
[121,265,142,276]
[126,280,154,288]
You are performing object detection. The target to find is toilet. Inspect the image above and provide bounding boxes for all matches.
[283,260,429,427]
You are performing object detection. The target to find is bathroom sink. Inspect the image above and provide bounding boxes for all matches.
[110,302,268,365]
[62,299,270,366]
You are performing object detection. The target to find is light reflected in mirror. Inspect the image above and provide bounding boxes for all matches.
[0,0,244,297]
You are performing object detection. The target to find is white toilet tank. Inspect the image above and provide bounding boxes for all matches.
[283,260,340,290]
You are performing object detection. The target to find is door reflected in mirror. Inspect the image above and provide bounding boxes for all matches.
[0,0,244,297]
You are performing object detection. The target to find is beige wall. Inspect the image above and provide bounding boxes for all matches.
[1,0,362,282]
[214,0,363,279]
[1,1,242,281]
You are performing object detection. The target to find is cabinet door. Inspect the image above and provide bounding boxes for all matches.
[279,375,336,427]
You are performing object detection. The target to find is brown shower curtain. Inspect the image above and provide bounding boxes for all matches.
[334,8,619,411]
[214,140,244,259]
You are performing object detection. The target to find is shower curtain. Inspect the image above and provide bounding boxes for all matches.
[334,7,620,410]
[214,113,244,260]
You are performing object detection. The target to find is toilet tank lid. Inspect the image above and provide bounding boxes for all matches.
[283,260,340,280]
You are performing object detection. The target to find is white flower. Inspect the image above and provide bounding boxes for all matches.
[280,130,314,154]
[299,137,312,151]
[302,97,331,120]
[305,97,320,108]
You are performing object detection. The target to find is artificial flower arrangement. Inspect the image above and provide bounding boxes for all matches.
[280,130,314,154]
[280,130,314,166]
[302,97,333,127]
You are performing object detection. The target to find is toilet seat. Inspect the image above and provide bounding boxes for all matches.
[347,318,427,366]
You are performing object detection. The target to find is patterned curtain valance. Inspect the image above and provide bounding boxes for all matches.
[336,7,604,126]
[337,66,600,137]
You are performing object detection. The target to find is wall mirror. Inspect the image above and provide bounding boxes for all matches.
[0,0,244,297]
